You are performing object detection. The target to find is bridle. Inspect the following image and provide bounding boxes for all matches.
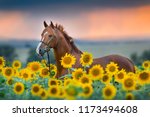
[39,38,53,77]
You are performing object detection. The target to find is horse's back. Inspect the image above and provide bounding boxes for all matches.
[93,54,135,72]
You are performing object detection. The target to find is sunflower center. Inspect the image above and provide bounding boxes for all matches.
[139,72,149,80]
[83,55,90,63]
[124,78,134,88]
[23,73,28,79]
[51,88,57,94]
[92,69,100,76]
[42,69,49,75]
[66,87,77,96]
[103,75,109,82]
[109,66,116,72]
[0,60,2,64]
[15,85,22,92]
[144,63,148,67]
[14,63,19,67]
[8,79,13,85]
[33,86,40,93]
[5,69,12,76]
[63,57,72,65]
[84,87,90,94]
[81,77,89,83]
[118,73,124,79]
[126,95,133,100]
[105,88,112,96]
[32,65,39,71]
[41,91,46,97]
[50,81,57,85]
[75,72,83,79]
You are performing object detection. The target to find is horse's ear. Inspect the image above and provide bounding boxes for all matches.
[50,21,55,29]
[44,21,48,27]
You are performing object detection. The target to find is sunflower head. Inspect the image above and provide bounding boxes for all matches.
[115,69,126,83]
[60,53,76,68]
[72,68,85,81]
[106,62,119,75]
[48,79,58,87]
[28,61,41,73]
[89,64,104,80]
[80,52,93,67]
[20,68,31,81]
[39,88,48,100]
[40,67,50,78]
[101,74,112,84]
[79,74,92,84]
[142,60,150,70]
[48,86,60,98]
[13,82,24,95]
[2,67,14,78]
[0,56,5,68]
[31,84,42,96]
[12,60,22,69]
[122,76,136,91]
[102,85,117,100]
[81,84,93,98]
[138,70,150,85]
[125,93,135,100]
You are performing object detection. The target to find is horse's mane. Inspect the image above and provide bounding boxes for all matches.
[55,24,82,54]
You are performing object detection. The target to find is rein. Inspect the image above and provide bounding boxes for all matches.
[40,40,51,76]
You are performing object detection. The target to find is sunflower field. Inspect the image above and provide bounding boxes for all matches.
[0,52,150,100]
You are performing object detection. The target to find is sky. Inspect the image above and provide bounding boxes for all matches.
[0,0,150,41]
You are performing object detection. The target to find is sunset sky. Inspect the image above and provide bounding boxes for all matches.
[0,0,150,41]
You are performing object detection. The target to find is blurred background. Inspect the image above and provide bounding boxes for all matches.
[0,0,150,66]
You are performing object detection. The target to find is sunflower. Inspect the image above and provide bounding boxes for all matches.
[64,85,78,100]
[20,69,31,81]
[81,84,93,98]
[101,74,112,84]
[89,64,104,80]
[122,76,136,91]
[31,84,42,96]
[72,68,85,81]
[114,69,126,83]
[60,53,76,68]
[58,87,65,99]
[142,60,150,70]
[40,67,50,78]
[39,88,48,100]
[41,59,47,66]
[48,79,58,87]
[105,62,119,75]
[125,93,135,100]
[102,85,117,100]
[137,70,150,85]
[0,56,5,68]
[6,78,14,85]
[64,78,72,86]
[80,52,93,67]
[12,60,21,69]
[48,86,60,98]
[79,74,92,84]
[2,67,14,78]
[28,61,41,73]
[13,82,24,95]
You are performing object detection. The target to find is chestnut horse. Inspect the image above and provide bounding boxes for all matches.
[36,21,135,78]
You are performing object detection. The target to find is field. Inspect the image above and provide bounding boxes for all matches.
[0,50,150,100]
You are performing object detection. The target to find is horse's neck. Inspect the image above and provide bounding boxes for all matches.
[53,40,71,70]
[53,39,81,76]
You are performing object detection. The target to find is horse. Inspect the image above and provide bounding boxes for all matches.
[36,21,135,78]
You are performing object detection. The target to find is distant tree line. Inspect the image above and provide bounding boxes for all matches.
[130,49,150,65]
